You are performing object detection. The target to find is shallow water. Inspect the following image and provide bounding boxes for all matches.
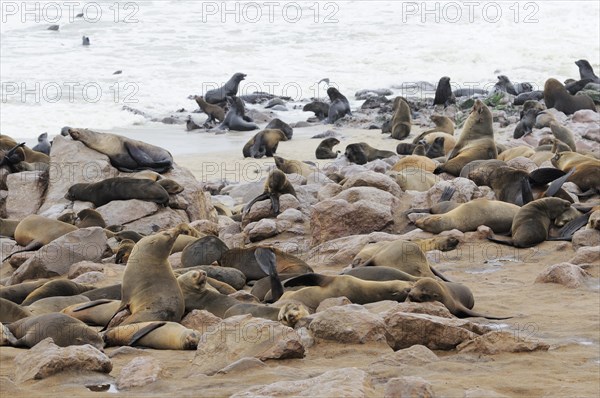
[1,0,599,139]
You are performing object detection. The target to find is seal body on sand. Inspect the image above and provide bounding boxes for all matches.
[65,177,170,206]
[32,132,51,155]
[435,99,497,176]
[7,313,103,349]
[242,129,288,158]
[315,137,340,159]
[543,78,596,115]
[345,142,395,165]
[195,96,225,123]
[108,225,187,327]
[103,321,200,350]
[326,87,351,123]
[433,77,455,106]
[415,199,520,234]
[218,96,259,131]
[389,96,412,139]
[205,72,246,104]
[68,128,173,173]
[243,169,296,216]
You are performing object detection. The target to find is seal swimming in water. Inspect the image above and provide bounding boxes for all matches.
[68,128,174,173]
[204,72,246,104]
[326,87,352,123]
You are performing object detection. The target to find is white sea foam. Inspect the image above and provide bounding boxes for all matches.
[1,0,598,140]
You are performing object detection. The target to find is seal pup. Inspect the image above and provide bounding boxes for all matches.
[218,96,259,131]
[106,224,187,327]
[265,118,293,140]
[543,78,596,115]
[513,108,540,138]
[575,59,600,83]
[68,128,173,173]
[549,121,577,151]
[345,142,396,165]
[303,101,329,121]
[177,270,239,317]
[315,137,340,159]
[195,95,225,123]
[205,72,246,104]
[242,129,288,158]
[65,177,171,206]
[274,156,316,178]
[75,209,107,228]
[244,169,296,216]
[433,76,455,106]
[32,133,51,155]
[493,75,517,95]
[326,87,352,123]
[103,321,201,350]
[390,96,412,139]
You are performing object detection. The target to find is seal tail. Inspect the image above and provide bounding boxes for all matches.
[2,241,44,263]
[254,248,283,302]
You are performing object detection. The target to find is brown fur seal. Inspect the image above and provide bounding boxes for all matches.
[7,313,104,349]
[75,209,107,228]
[390,96,412,140]
[26,294,90,315]
[177,270,239,317]
[549,121,577,151]
[114,239,135,264]
[107,224,187,327]
[0,298,32,322]
[65,177,172,207]
[388,169,438,192]
[424,133,455,156]
[220,247,313,281]
[68,128,173,173]
[489,197,572,247]
[62,299,121,326]
[180,235,229,268]
[551,152,600,192]
[0,135,49,163]
[103,321,201,350]
[391,154,437,173]
[21,279,93,306]
[345,142,396,165]
[435,99,497,176]
[195,95,225,123]
[413,115,455,144]
[0,218,20,238]
[274,156,316,178]
[243,129,288,158]
[415,199,520,234]
[315,137,340,159]
[224,302,309,327]
[543,78,596,115]
[408,278,510,319]
[278,273,412,311]
[0,279,48,304]
[244,169,296,216]
[497,146,535,161]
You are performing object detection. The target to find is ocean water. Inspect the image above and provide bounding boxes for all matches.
[1,0,599,141]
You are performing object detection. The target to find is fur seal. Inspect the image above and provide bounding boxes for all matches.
[274,156,316,178]
[220,247,313,281]
[205,72,246,104]
[549,121,577,151]
[1,135,49,163]
[107,225,187,327]
[391,154,436,173]
[278,273,412,311]
[244,169,296,216]
[315,138,340,159]
[425,136,446,158]
[575,59,600,83]
[180,235,229,268]
[26,294,90,315]
[75,209,107,228]
[0,218,19,238]
[65,177,172,206]
[0,298,32,322]
[513,108,540,138]
[489,197,571,247]
[345,142,396,165]
[7,313,103,349]
[32,132,51,155]
[551,152,600,192]
[513,91,544,105]
[389,96,412,139]
[0,279,48,304]
[115,239,135,264]
[195,95,225,123]
[408,278,510,319]
[493,75,517,95]
[3,215,78,262]
[435,99,496,176]
[177,270,239,317]
[218,96,259,131]
[433,77,455,106]
[62,299,121,326]
[20,280,92,306]
[543,78,596,115]
[265,118,293,140]
[415,199,520,234]
[103,321,200,350]
[225,302,309,327]
[326,87,352,123]
[303,101,329,120]
[242,129,288,158]
[68,128,173,173]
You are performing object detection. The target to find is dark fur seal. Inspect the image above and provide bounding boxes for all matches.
[326,87,351,123]
[265,118,293,139]
[513,108,540,138]
[68,128,173,173]
[32,133,51,155]
[433,76,455,106]
[453,88,488,97]
[315,137,340,159]
[65,177,172,206]
[218,96,259,131]
[390,96,412,139]
[180,235,229,268]
[543,78,596,115]
[220,247,313,282]
[575,59,600,83]
[345,142,395,165]
[513,91,544,105]
[242,129,288,158]
[244,169,296,216]
[303,101,329,120]
[205,72,246,104]
[493,75,517,95]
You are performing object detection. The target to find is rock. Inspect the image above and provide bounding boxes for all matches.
[224,181,265,205]
[243,194,300,225]
[9,227,108,284]
[276,208,305,223]
[168,252,183,268]
[571,246,600,265]
[6,171,45,219]
[39,135,118,214]
[306,232,400,267]
[364,159,392,173]
[315,297,351,312]
[534,262,589,288]
[340,164,369,178]
[384,312,485,350]
[572,228,600,249]
[216,357,266,375]
[384,302,453,318]
[384,376,435,398]
[68,261,104,279]
[181,309,223,333]
[162,164,217,223]
[231,368,374,398]
[341,171,402,197]
[72,271,106,285]
[0,190,7,217]
[572,109,599,124]
[371,345,439,367]
[107,346,147,358]
[123,208,189,235]
[14,338,112,383]
[96,200,159,226]
[246,218,278,242]
[191,315,305,375]
[190,219,219,236]
[317,183,344,201]
[464,388,509,398]
[116,357,165,390]
[309,304,388,345]
[457,331,550,354]
[506,156,538,173]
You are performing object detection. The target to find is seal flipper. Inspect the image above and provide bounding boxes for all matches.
[124,142,172,171]
[254,248,283,302]
[101,303,131,332]
[543,168,576,198]
[521,177,534,205]
[454,305,512,320]
[269,193,281,214]
[2,240,44,263]
[487,235,515,246]
[128,321,167,346]
[71,299,114,312]
[283,273,334,288]
[528,168,566,186]
[553,211,592,240]
[429,265,452,283]
[243,192,270,215]
[439,186,456,202]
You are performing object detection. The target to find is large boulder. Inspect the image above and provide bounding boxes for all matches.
[95,200,160,226]
[534,263,590,289]
[116,357,165,390]
[309,304,389,345]
[5,171,46,219]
